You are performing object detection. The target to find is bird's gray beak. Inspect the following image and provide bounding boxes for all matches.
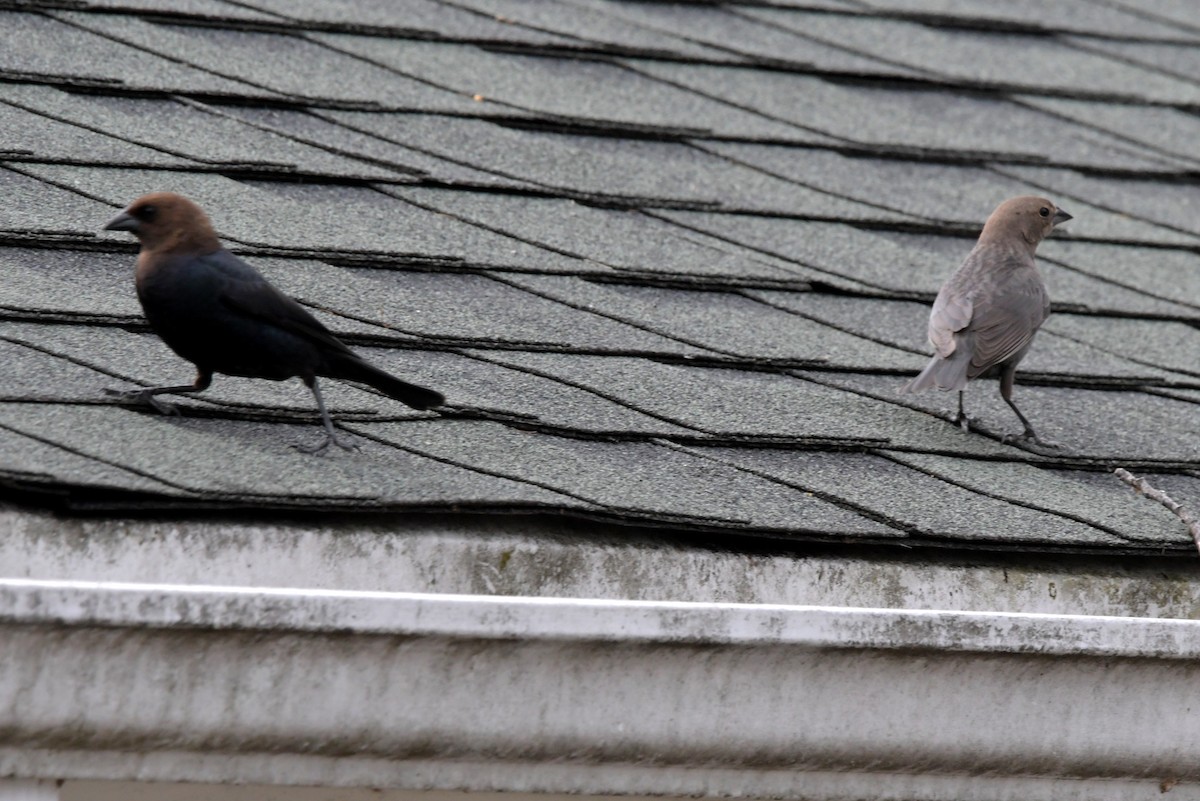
[1052,209,1072,226]
[103,210,139,233]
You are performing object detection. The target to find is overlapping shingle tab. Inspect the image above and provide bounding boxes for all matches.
[3,0,1199,552]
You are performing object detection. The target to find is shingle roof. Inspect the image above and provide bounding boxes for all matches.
[3,0,1199,553]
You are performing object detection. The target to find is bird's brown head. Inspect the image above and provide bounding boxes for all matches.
[103,192,221,255]
[978,195,1071,250]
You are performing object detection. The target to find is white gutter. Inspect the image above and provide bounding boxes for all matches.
[2,579,1199,800]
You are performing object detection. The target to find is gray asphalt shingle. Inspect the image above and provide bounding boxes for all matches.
[750,10,1200,103]
[2,12,278,97]
[360,418,899,536]
[3,1,1198,552]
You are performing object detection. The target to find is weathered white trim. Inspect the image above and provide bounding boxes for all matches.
[3,506,1197,618]
[4,578,1200,800]
[1,577,1199,657]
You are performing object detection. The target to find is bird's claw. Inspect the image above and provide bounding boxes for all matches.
[1002,430,1061,450]
[951,413,978,433]
[297,432,360,456]
[105,387,180,416]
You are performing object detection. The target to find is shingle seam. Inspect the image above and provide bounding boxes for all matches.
[0,96,210,165]
[304,30,494,104]
[659,439,912,537]
[324,255,806,288]
[288,294,718,359]
[465,113,700,142]
[1063,35,1200,94]
[67,4,295,27]
[1008,96,1200,171]
[642,211,920,298]
[793,375,1200,472]
[433,0,700,58]
[580,271,812,292]
[1036,325,1200,384]
[1142,388,1200,408]
[2,162,121,211]
[820,69,1197,108]
[340,422,750,527]
[742,289,929,357]
[686,140,934,222]
[180,99,428,177]
[161,0,722,61]
[46,10,290,99]
[0,415,211,497]
[617,59,856,145]
[787,370,1063,460]
[0,233,126,254]
[463,351,712,436]
[0,75,332,110]
[553,0,777,65]
[306,110,560,192]
[653,206,985,246]
[0,331,440,422]
[367,157,701,211]
[0,105,385,179]
[802,359,1173,393]
[0,164,376,253]
[484,273,752,361]
[878,450,1155,545]
[723,6,946,79]
[369,185,612,267]
[0,332,163,388]
[868,12,1198,44]
[1040,255,1200,318]
[1096,0,1200,39]
[0,69,123,91]
[0,307,141,327]
[385,400,881,448]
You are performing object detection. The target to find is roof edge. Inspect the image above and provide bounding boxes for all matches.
[3,577,1200,658]
[5,580,1200,797]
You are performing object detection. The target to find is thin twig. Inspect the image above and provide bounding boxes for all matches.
[1114,468,1200,557]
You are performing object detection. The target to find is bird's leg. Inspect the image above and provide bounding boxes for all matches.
[999,367,1058,449]
[297,377,358,455]
[953,390,970,431]
[105,369,212,416]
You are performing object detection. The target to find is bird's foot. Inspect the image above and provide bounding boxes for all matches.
[104,387,180,416]
[1002,429,1061,450]
[297,431,359,456]
[952,412,979,433]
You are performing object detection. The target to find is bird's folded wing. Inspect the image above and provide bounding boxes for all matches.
[968,288,1047,371]
[928,292,972,359]
[198,252,354,356]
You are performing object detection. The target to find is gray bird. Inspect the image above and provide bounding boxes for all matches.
[899,195,1071,445]
[103,192,444,454]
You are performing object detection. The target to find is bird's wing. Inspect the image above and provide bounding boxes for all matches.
[198,251,354,356]
[927,286,973,359]
[966,275,1048,372]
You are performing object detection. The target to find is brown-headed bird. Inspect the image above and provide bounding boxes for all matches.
[103,192,444,454]
[899,195,1071,445]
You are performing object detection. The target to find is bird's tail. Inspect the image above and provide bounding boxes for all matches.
[329,356,444,410]
[899,349,971,395]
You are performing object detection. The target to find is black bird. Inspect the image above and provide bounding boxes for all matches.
[104,191,443,454]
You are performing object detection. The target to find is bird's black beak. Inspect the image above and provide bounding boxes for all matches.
[1052,208,1072,226]
[103,210,139,233]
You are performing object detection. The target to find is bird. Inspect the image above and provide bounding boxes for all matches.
[102,191,444,454]
[899,195,1071,445]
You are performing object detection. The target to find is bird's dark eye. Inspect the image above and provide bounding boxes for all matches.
[1039,207,1050,217]
[135,204,158,222]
